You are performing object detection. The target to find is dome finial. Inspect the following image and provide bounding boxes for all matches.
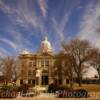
[44,36,48,41]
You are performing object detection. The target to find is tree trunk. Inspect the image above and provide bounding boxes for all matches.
[77,63,82,87]
[99,74,100,83]
[78,79,82,87]
[69,79,73,88]
[97,68,100,83]
[77,75,82,87]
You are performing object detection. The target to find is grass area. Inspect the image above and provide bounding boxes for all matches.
[73,84,100,92]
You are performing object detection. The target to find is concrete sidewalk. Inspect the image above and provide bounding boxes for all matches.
[0,93,99,100]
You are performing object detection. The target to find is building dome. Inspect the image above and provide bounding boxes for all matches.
[41,36,53,53]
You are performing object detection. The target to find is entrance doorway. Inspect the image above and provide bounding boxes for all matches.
[42,75,48,85]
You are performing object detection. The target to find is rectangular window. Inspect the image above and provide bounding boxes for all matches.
[33,70,36,76]
[28,70,32,76]
[28,80,31,84]
[41,59,49,67]
[45,59,49,66]
[41,60,44,66]
[29,61,33,68]
[20,80,23,84]
[33,60,36,66]
[32,80,35,86]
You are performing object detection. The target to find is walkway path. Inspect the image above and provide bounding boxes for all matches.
[0,93,99,100]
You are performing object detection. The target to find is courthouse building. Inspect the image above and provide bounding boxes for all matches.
[18,37,55,86]
[17,37,99,86]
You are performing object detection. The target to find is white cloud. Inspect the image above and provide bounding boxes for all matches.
[15,0,39,29]
[0,0,45,52]
[0,52,6,57]
[51,0,81,41]
[78,1,100,48]
[37,0,48,18]
[52,13,70,41]
[0,0,40,29]
[51,13,71,52]
[0,47,10,57]
[1,0,48,36]
[0,38,17,50]
[0,0,12,14]
[5,26,34,51]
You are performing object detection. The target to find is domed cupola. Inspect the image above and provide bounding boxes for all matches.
[20,49,31,55]
[40,36,53,53]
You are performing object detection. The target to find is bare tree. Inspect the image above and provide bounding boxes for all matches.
[53,52,64,86]
[0,58,3,73]
[64,54,75,88]
[62,39,97,87]
[90,50,100,81]
[1,56,20,84]
[54,52,75,88]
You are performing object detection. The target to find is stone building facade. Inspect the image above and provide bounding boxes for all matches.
[18,37,55,86]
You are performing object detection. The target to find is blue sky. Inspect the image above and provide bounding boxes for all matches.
[0,0,100,57]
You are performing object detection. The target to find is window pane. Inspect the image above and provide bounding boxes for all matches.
[45,59,49,66]
[29,61,33,67]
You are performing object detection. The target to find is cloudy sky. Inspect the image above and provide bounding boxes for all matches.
[0,0,100,57]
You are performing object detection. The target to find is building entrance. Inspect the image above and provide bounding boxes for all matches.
[42,75,48,85]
